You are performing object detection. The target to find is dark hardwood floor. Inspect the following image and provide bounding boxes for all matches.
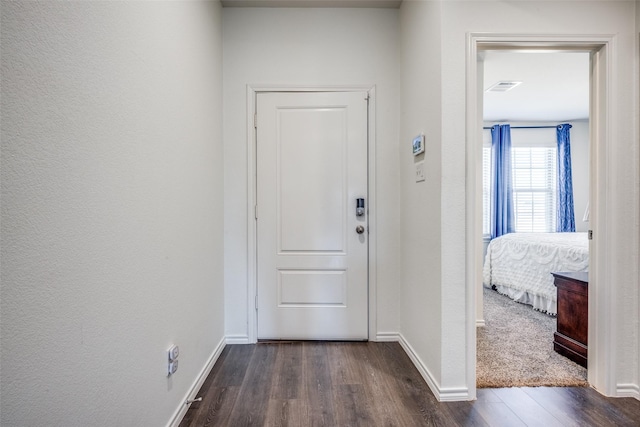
[179,342,640,427]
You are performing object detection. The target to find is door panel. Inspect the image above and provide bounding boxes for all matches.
[278,107,346,253]
[278,269,346,306]
[256,91,368,340]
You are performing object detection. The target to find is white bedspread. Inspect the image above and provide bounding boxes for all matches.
[482,232,589,315]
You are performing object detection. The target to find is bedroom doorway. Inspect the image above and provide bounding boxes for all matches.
[466,34,617,400]
[477,51,590,388]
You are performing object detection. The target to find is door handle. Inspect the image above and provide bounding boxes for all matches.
[356,225,365,234]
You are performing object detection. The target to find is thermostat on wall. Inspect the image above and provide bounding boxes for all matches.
[412,134,425,156]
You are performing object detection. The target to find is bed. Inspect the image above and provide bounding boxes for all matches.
[482,232,589,315]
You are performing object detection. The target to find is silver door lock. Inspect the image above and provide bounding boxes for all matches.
[356,198,365,216]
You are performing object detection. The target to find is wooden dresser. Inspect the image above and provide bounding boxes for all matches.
[552,271,588,368]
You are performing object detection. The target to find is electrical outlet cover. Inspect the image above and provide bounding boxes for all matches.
[168,360,178,376]
[168,345,179,362]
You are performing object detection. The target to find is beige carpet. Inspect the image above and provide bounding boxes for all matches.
[477,287,588,388]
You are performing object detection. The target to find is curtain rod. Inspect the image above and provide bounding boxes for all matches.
[482,125,569,130]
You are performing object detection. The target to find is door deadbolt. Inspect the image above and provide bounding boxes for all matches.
[356,198,365,216]
[356,225,365,234]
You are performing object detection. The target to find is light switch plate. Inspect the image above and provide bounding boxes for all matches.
[415,161,425,182]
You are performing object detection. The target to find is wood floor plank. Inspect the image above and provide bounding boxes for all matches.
[475,388,503,403]
[269,342,303,400]
[522,386,592,427]
[211,344,255,387]
[606,392,640,424]
[301,342,337,426]
[491,387,566,427]
[264,399,303,427]
[443,402,490,427]
[557,386,640,427]
[333,383,375,426]
[348,342,417,426]
[472,401,527,427]
[179,346,233,426]
[191,386,240,427]
[179,343,640,427]
[326,342,363,386]
[370,342,454,426]
[226,344,278,426]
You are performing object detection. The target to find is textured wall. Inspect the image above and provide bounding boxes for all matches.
[398,0,444,389]
[222,7,401,341]
[1,2,224,426]
[399,0,638,397]
[440,0,638,394]
[637,0,640,393]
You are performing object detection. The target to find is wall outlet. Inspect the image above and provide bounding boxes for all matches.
[168,359,179,376]
[168,345,179,362]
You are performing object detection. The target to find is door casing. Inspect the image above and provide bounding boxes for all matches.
[466,33,616,400]
[246,85,377,343]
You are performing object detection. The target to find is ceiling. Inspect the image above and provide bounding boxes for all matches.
[221,0,402,7]
[222,2,590,123]
[482,51,590,123]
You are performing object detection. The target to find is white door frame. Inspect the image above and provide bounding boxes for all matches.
[246,85,377,343]
[466,34,617,399]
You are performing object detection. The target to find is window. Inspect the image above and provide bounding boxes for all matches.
[483,142,557,235]
[512,147,557,232]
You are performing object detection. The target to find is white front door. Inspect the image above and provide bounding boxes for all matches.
[256,91,368,340]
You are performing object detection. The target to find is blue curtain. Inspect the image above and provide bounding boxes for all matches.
[490,124,515,239]
[556,124,575,232]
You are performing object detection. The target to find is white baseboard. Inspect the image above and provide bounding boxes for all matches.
[398,334,441,400]
[166,337,226,427]
[616,383,640,400]
[225,334,250,344]
[437,387,472,402]
[398,334,470,402]
[374,332,400,342]
[476,320,486,327]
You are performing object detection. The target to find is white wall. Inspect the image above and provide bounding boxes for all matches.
[569,121,590,232]
[637,0,640,396]
[222,7,401,341]
[398,0,444,390]
[0,2,225,426]
[400,0,639,397]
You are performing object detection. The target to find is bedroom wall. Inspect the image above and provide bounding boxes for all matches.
[1,2,225,426]
[222,7,401,341]
[569,120,590,232]
[399,0,639,398]
[481,120,590,233]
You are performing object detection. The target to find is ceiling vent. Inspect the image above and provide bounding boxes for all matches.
[486,81,522,92]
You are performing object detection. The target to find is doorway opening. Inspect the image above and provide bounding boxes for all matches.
[477,51,590,388]
[465,34,616,400]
